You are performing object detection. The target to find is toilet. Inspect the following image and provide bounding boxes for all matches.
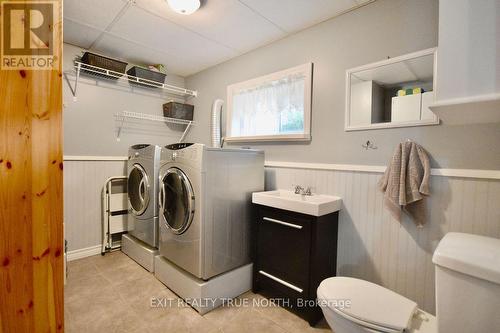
[317,233,500,333]
[317,277,436,333]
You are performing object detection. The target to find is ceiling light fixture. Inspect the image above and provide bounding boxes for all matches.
[167,0,201,15]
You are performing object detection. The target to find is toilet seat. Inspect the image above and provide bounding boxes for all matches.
[317,277,418,333]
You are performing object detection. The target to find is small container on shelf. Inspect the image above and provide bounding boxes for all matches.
[163,102,194,121]
[80,52,127,79]
[127,66,167,88]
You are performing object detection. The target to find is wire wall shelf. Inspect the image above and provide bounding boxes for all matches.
[64,61,198,101]
[114,111,195,143]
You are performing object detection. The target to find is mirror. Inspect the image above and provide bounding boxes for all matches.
[345,48,439,131]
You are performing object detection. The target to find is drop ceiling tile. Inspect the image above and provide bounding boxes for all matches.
[93,33,235,76]
[64,0,128,30]
[63,0,371,76]
[239,0,359,32]
[133,0,286,53]
[63,19,103,50]
[108,6,237,63]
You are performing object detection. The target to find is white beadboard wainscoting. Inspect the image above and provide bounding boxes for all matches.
[63,158,127,259]
[63,156,500,314]
[265,165,500,315]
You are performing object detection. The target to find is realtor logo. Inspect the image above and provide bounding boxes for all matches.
[1,1,60,70]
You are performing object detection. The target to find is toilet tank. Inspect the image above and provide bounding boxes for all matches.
[432,232,500,333]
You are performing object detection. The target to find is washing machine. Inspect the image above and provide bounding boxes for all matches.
[158,143,264,280]
[127,144,161,248]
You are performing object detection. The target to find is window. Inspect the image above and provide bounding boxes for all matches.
[226,63,312,142]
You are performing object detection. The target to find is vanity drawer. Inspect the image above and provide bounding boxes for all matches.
[258,206,314,227]
[255,269,305,299]
[256,207,312,293]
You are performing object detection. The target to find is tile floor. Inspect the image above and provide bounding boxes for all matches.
[65,251,332,333]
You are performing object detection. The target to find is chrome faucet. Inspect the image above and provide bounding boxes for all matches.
[304,187,312,196]
[294,185,304,194]
[294,185,312,196]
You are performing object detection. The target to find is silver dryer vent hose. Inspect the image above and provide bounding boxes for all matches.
[211,99,224,148]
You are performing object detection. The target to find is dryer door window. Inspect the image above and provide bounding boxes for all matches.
[160,167,195,235]
[128,164,150,216]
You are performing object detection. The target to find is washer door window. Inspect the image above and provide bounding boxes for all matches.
[128,164,150,216]
[160,167,195,235]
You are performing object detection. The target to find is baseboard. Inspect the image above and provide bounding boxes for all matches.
[67,245,102,261]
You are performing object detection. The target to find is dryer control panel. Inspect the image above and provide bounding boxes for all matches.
[165,143,194,150]
[162,143,203,169]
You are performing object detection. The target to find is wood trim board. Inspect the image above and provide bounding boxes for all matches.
[0,1,64,331]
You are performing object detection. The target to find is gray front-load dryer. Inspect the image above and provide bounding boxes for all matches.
[158,143,264,280]
[127,144,161,248]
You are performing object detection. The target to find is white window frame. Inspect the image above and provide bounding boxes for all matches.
[225,63,313,142]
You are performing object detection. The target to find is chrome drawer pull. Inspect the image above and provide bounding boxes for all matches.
[259,270,303,293]
[262,217,303,230]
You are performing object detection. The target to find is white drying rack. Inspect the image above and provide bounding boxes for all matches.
[114,110,195,142]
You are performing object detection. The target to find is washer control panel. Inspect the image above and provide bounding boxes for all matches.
[128,144,160,161]
[129,151,141,159]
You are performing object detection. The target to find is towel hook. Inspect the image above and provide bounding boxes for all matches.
[362,140,377,150]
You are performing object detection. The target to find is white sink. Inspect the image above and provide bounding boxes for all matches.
[252,190,342,217]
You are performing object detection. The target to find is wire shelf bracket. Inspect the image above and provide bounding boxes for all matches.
[114,111,195,143]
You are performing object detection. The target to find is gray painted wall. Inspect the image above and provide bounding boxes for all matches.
[185,0,500,170]
[63,43,187,156]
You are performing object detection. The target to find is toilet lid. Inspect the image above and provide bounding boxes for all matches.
[317,277,417,332]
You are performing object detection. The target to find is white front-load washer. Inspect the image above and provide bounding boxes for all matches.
[158,143,264,280]
[127,144,161,248]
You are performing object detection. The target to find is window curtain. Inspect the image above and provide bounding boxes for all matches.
[231,73,305,137]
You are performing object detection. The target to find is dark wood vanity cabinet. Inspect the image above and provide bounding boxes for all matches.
[252,205,339,326]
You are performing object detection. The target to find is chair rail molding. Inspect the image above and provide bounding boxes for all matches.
[64,155,128,161]
[63,157,500,180]
[264,161,500,180]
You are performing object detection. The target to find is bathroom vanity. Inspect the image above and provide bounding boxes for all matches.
[251,190,342,325]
